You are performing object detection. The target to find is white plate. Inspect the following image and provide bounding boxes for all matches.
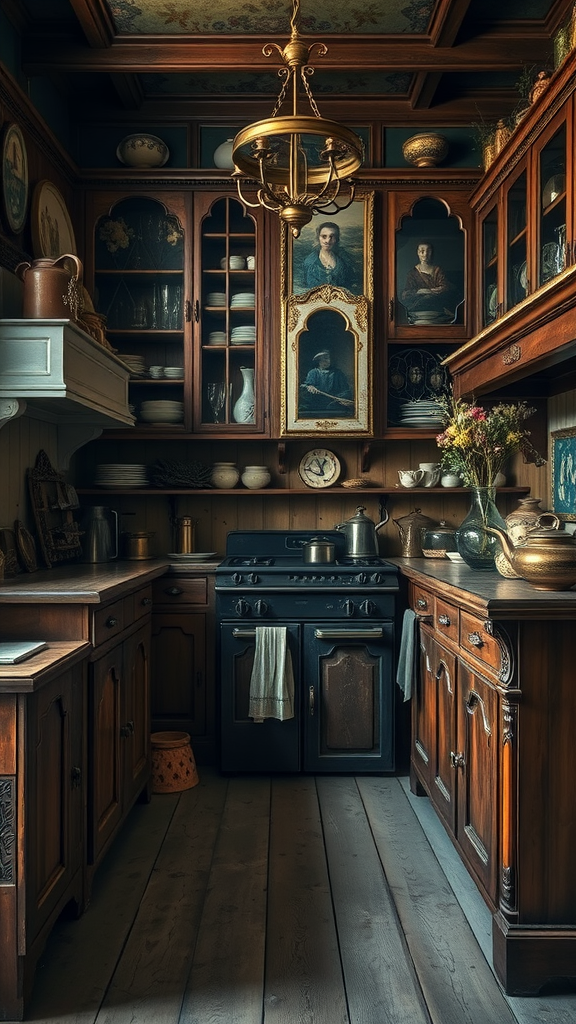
[166,552,217,561]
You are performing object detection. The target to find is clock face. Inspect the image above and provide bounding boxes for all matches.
[298,449,341,489]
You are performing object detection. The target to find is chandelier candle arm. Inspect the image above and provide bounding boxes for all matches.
[232,0,363,237]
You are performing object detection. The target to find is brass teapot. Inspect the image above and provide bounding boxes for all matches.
[488,514,576,591]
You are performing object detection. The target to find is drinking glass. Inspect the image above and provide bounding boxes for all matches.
[207,382,226,423]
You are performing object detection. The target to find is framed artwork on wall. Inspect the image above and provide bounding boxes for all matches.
[2,122,28,234]
[551,426,576,521]
[394,196,465,326]
[280,287,372,436]
[285,192,374,300]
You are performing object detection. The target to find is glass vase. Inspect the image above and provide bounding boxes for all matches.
[455,486,507,570]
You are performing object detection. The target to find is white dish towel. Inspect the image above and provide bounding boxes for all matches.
[249,626,295,723]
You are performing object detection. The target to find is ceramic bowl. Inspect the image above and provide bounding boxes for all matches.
[116,134,169,168]
[402,132,449,167]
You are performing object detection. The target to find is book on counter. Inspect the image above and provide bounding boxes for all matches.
[0,641,49,665]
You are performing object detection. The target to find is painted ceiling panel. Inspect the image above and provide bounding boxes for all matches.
[110,0,435,35]
[141,70,413,96]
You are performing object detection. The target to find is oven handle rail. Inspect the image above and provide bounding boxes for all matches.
[217,585,399,593]
[231,626,387,640]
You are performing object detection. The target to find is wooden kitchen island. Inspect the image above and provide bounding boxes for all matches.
[391,556,576,995]
[0,561,168,1021]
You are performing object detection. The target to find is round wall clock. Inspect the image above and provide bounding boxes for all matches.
[2,123,28,234]
[298,449,341,489]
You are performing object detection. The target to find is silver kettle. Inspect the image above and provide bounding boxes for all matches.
[80,506,119,563]
[334,505,389,558]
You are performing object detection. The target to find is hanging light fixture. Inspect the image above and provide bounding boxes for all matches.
[231,0,364,237]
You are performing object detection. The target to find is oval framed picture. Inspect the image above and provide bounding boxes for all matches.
[31,178,77,259]
[2,122,29,233]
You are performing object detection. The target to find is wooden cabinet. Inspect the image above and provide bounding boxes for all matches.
[88,593,152,869]
[446,49,576,398]
[400,558,576,995]
[0,642,90,1021]
[151,572,215,764]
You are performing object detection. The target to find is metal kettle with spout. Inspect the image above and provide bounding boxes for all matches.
[334,505,389,558]
[80,506,118,563]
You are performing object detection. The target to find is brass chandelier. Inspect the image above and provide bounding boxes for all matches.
[231,0,364,237]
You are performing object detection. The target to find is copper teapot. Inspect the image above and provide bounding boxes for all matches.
[487,514,576,591]
[16,254,83,321]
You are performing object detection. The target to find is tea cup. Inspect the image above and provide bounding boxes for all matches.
[419,462,441,487]
[398,469,424,488]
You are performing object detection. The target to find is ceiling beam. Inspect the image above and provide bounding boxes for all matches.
[109,73,145,109]
[68,0,115,47]
[428,0,473,47]
[22,33,552,75]
[410,72,443,109]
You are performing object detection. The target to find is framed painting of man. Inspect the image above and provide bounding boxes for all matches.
[281,287,372,436]
[551,427,576,521]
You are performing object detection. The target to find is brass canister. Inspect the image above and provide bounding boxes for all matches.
[175,516,195,553]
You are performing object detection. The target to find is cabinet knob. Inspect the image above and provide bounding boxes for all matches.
[141,597,153,606]
[416,597,428,610]
[165,586,183,596]
[120,720,135,738]
[106,616,119,628]
[467,631,484,647]
[438,614,451,626]
[71,766,82,788]
[450,751,465,769]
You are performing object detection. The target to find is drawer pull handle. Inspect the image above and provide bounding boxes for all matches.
[106,616,118,628]
[468,631,484,647]
[141,597,152,606]
[120,720,135,738]
[416,597,428,609]
[165,587,183,596]
[438,614,451,626]
[450,751,465,769]
[309,685,315,716]
[71,766,82,788]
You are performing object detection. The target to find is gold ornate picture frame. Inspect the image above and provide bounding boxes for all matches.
[281,193,374,437]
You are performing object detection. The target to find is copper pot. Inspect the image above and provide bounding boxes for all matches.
[122,531,155,560]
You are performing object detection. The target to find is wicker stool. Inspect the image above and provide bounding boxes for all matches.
[151,731,199,793]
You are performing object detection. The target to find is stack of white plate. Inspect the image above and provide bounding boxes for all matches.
[230,325,256,345]
[208,331,227,345]
[139,400,184,423]
[206,292,226,306]
[122,354,147,377]
[230,292,255,308]
[163,366,183,378]
[399,399,444,429]
[95,463,148,487]
[408,310,452,325]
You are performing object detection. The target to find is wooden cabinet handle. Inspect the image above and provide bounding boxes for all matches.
[438,614,451,626]
[106,616,118,628]
[165,586,183,596]
[467,631,484,647]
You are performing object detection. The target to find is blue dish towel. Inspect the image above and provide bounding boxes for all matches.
[396,608,418,702]
[249,626,295,723]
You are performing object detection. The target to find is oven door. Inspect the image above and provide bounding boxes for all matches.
[220,622,301,772]
[303,621,395,773]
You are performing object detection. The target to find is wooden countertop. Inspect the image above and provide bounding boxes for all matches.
[0,559,170,604]
[389,556,576,619]
[0,640,91,692]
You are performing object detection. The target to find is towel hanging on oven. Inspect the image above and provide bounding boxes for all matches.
[396,608,418,702]
[249,626,295,723]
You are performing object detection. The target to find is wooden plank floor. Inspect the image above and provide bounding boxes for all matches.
[16,770,576,1024]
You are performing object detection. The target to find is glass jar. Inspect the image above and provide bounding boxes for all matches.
[241,465,271,489]
[211,462,240,489]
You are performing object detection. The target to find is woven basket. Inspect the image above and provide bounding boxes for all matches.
[151,731,199,793]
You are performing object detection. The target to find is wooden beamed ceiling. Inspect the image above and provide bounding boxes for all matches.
[3,0,572,124]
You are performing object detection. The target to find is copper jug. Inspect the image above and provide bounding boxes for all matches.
[16,253,83,321]
[393,508,436,558]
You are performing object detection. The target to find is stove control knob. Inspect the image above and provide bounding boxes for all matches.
[247,572,259,585]
[342,599,355,617]
[254,599,268,617]
[356,572,368,585]
[370,572,383,585]
[360,599,376,617]
[234,599,251,617]
[232,572,243,585]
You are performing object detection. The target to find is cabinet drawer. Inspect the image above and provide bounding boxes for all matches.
[460,611,502,677]
[153,577,208,606]
[130,585,154,621]
[92,598,125,646]
[435,598,459,643]
[411,585,433,617]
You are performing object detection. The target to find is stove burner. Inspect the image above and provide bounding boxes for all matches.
[228,556,275,567]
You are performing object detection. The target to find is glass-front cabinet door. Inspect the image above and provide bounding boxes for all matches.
[480,201,499,328]
[193,194,266,434]
[504,165,528,312]
[535,116,568,288]
[90,193,189,432]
